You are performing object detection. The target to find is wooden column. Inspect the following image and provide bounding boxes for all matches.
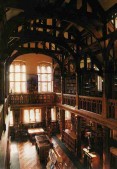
[103,67,113,117]
[0,62,6,131]
[102,70,108,118]
[103,127,110,169]
[60,109,65,140]
[115,105,117,120]
[60,109,65,131]
[5,66,9,98]
[84,53,87,70]
[0,62,5,104]
[61,54,65,104]
[75,47,80,109]
[0,8,7,101]
[45,107,51,128]
[3,62,7,99]
[45,107,48,127]
[61,76,63,104]
[14,109,20,125]
[75,72,79,109]
[76,115,82,157]
[102,21,113,118]
[61,74,65,104]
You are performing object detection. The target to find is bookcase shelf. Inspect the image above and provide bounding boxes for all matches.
[62,129,77,153]
[53,75,61,93]
[65,76,76,94]
[51,121,60,134]
[48,121,60,136]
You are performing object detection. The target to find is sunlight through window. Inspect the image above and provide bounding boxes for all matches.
[65,110,71,120]
[51,108,56,121]
[24,110,29,123]
[30,109,35,122]
[9,111,13,126]
[9,61,27,93]
[23,108,42,123]
[10,65,14,72]
[37,63,53,92]
[15,64,20,72]
[35,109,41,122]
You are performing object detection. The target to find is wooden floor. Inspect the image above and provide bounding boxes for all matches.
[10,136,102,169]
[10,139,77,169]
[10,141,45,169]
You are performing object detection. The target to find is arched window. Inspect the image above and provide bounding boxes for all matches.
[9,61,27,93]
[37,62,53,92]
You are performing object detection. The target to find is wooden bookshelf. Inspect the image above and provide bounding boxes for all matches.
[47,121,60,136]
[62,129,77,153]
[51,121,60,134]
[53,75,61,93]
[65,76,76,94]
[59,121,63,133]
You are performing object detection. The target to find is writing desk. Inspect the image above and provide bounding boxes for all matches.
[28,128,45,135]
[28,128,45,143]
[37,140,51,161]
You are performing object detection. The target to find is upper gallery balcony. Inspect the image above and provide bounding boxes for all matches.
[8,92,117,122]
[8,93,56,108]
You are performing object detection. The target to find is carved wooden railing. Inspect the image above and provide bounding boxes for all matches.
[56,93,61,103]
[79,96,102,114]
[9,93,56,105]
[9,93,117,120]
[63,94,76,107]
